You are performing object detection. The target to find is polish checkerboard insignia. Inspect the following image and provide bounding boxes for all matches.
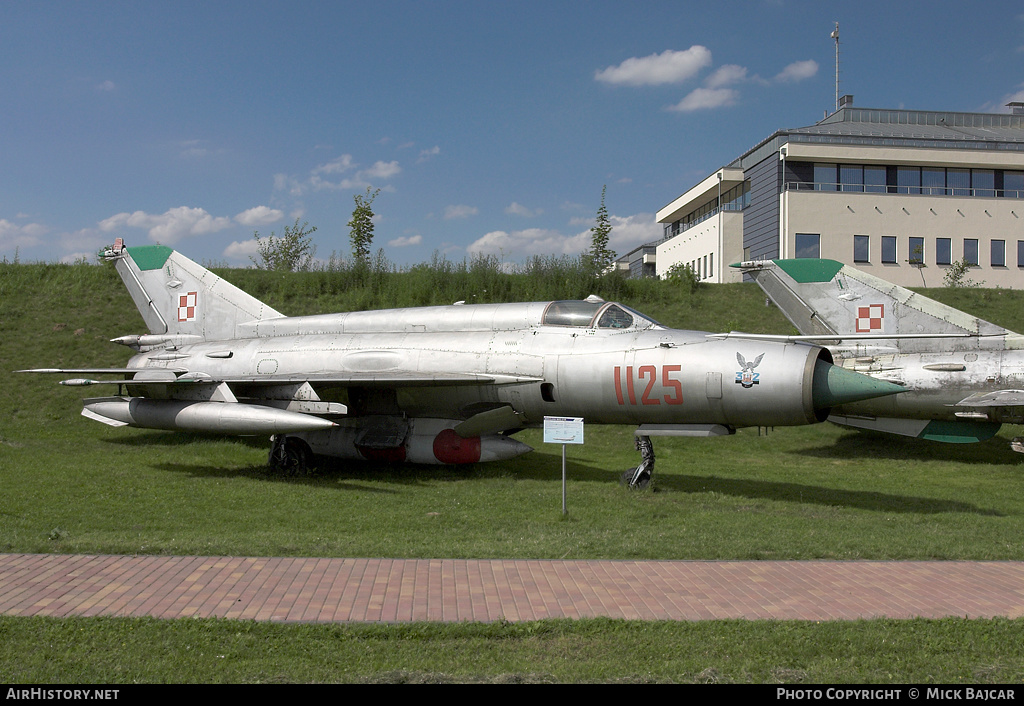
[855,304,884,333]
[177,292,198,322]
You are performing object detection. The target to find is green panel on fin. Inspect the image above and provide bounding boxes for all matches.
[773,258,844,283]
[919,420,1001,443]
[127,245,174,271]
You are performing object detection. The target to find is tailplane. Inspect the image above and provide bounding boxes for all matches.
[102,239,283,340]
[737,259,1012,354]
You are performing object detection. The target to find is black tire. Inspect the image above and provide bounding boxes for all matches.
[269,437,311,476]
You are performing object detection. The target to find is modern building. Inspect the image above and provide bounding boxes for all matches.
[654,98,1024,288]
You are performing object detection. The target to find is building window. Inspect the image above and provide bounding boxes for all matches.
[964,239,979,266]
[787,161,1024,199]
[908,237,924,265]
[922,167,947,196]
[973,170,995,197]
[948,168,970,196]
[992,240,1006,267]
[853,235,870,263]
[1018,241,1024,267]
[881,236,897,263]
[795,233,820,259]
[937,238,952,266]
[897,167,920,195]
[1006,172,1024,198]
[840,164,863,192]
[864,166,886,193]
[814,164,837,191]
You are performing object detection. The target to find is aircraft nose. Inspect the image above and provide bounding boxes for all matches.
[811,358,905,409]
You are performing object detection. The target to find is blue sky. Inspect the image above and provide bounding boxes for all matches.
[2,0,1023,267]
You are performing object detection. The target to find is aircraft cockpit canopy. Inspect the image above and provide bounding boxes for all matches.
[541,300,661,330]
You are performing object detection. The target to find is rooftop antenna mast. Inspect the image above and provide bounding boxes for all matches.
[831,22,840,113]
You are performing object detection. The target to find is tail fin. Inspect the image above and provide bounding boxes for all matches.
[103,240,283,340]
[737,259,1012,354]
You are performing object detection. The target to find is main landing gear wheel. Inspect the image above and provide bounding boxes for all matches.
[269,435,311,476]
[622,435,654,489]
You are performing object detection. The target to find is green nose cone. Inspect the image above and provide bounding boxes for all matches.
[812,359,905,409]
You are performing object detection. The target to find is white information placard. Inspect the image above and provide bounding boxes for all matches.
[543,416,584,444]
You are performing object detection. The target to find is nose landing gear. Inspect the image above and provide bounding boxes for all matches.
[622,434,654,489]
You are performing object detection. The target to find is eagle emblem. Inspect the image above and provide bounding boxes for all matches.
[735,352,764,389]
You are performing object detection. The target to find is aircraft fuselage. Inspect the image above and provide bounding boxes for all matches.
[124,317,831,429]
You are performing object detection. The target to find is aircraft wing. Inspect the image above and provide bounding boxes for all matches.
[19,368,185,375]
[23,366,541,432]
[955,390,1024,407]
[828,414,1002,443]
[19,368,186,386]
[217,372,541,387]
[951,390,1024,426]
[21,367,541,388]
[708,332,979,343]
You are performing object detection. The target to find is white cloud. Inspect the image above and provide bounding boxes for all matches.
[466,213,660,260]
[0,219,47,252]
[667,87,739,112]
[363,160,401,179]
[304,157,401,192]
[444,204,478,220]
[274,173,304,196]
[468,228,581,257]
[705,64,748,88]
[57,228,112,258]
[388,235,422,247]
[178,139,208,158]
[606,213,661,252]
[595,46,712,86]
[1003,84,1024,104]
[775,60,818,83]
[505,202,542,217]
[417,146,441,163]
[96,80,115,92]
[312,154,355,175]
[98,207,233,244]
[223,239,260,260]
[310,175,363,192]
[234,206,284,227]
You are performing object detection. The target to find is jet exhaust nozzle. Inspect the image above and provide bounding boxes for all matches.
[811,359,905,411]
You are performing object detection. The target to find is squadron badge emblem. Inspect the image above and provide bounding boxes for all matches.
[735,352,764,388]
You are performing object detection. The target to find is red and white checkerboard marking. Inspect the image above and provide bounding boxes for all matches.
[855,304,884,333]
[177,292,198,322]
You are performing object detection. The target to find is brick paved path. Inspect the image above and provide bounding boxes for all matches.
[2,554,1023,623]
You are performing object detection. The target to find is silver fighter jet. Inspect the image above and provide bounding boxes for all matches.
[23,241,903,486]
[735,258,1024,450]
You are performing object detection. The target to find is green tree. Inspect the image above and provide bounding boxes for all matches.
[665,262,702,293]
[250,219,317,271]
[349,187,381,265]
[943,257,984,288]
[587,185,616,274]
